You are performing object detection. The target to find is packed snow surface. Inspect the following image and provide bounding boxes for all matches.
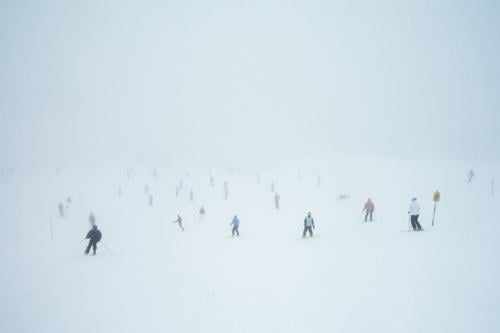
[1,157,499,333]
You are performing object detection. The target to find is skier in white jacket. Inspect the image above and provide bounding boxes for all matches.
[408,198,423,231]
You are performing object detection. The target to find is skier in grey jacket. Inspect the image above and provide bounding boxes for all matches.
[230,215,240,237]
[303,212,315,238]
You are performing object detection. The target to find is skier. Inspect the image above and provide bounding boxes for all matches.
[199,206,206,221]
[408,198,423,231]
[270,182,275,193]
[363,198,375,222]
[190,189,194,202]
[58,203,65,218]
[175,186,180,197]
[274,193,280,209]
[467,169,475,183]
[66,197,72,207]
[303,212,315,238]
[230,215,240,237]
[148,194,153,206]
[173,214,184,231]
[144,184,149,194]
[210,176,215,187]
[89,212,96,226]
[84,225,102,256]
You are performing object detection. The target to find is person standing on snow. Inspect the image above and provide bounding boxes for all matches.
[85,225,102,255]
[58,203,65,218]
[199,206,206,222]
[467,169,475,183]
[408,198,423,231]
[173,214,184,231]
[230,215,240,237]
[274,193,281,209]
[89,212,96,226]
[224,181,229,200]
[303,212,315,238]
[148,194,153,207]
[363,198,375,222]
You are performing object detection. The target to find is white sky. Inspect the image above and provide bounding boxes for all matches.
[1,0,499,167]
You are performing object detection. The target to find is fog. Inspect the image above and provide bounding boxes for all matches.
[1,0,499,167]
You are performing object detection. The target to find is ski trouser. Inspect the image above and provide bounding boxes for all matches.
[178,222,184,231]
[85,240,98,255]
[365,211,373,222]
[232,226,240,237]
[410,215,422,231]
[303,226,313,238]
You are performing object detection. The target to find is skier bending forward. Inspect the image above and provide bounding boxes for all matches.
[173,214,185,231]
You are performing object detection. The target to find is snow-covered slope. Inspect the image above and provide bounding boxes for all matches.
[1,157,499,333]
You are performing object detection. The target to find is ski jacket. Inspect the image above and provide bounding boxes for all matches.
[304,216,315,227]
[409,202,420,215]
[86,229,102,242]
[363,201,375,212]
[231,217,240,226]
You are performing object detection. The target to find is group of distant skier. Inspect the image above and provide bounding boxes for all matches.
[59,167,483,256]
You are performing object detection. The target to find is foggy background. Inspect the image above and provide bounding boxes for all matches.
[1,0,499,167]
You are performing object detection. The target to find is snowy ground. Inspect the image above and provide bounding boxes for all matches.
[1,157,499,333]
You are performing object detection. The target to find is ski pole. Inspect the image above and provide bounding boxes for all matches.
[432,202,437,226]
[100,242,115,255]
[72,239,85,252]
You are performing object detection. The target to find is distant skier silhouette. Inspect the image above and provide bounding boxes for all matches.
[274,193,280,209]
[230,215,240,237]
[85,225,102,256]
[88,212,96,226]
[148,194,153,206]
[467,169,475,183]
[408,198,423,231]
[173,214,184,231]
[303,212,315,238]
[190,190,194,202]
[363,198,375,222]
[199,206,206,222]
[58,203,65,218]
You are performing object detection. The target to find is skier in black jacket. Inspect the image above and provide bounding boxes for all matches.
[85,225,102,255]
